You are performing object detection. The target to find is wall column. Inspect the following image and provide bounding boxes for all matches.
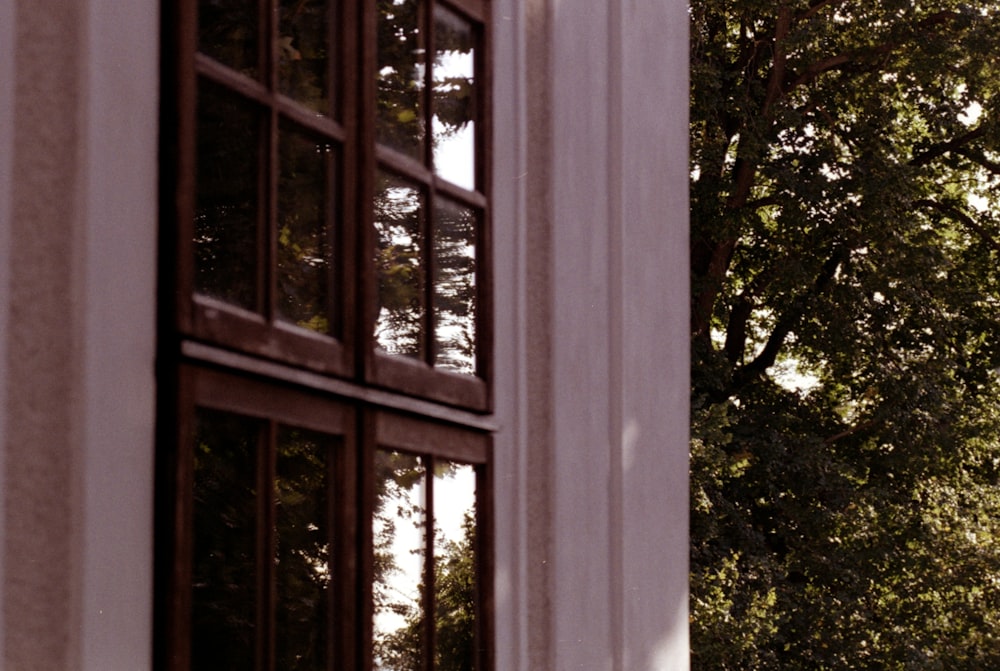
[2,0,159,668]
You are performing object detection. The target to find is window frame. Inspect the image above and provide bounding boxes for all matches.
[161,0,493,412]
[362,0,494,410]
[156,0,496,668]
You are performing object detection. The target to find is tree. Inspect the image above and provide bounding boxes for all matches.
[689,1,1000,667]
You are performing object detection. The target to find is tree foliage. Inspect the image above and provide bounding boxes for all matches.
[690,1,1000,667]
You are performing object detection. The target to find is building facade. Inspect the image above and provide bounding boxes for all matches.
[0,0,689,668]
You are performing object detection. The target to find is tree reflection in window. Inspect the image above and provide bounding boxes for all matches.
[373,450,478,671]
[199,0,259,78]
[195,80,260,311]
[278,0,334,116]
[432,5,476,190]
[375,0,480,377]
[377,0,425,160]
[374,173,426,358]
[191,410,260,671]
[275,426,336,671]
[278,121,336,335]
[432,198,476,374]
[191,410,339,671]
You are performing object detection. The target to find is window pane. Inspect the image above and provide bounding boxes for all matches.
[432,6,476,190]
[373,451,427,671]
[375,171,425,359]
[275,426,335,671]
[196,80,260,310]
[433,199,477,374]
[191,409,260,671]
[199,0,259,78]
[377,0,425,160]
[279,0,333,115]
[433,462,478,671]
[278,122,336,334]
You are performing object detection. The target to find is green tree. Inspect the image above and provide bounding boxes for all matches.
[690,2,1000,667]
[376,511,478,671]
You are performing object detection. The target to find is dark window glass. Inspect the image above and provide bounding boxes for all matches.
[191,409,260,671]
[199,0,260,77]
[195,80,260,310]
[278,122,337,334]
[275,426,336,671]
[278,0,334,115]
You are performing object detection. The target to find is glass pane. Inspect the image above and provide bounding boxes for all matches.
[199,0,259,78]
[432,6,476,190]
[275,426,334,671]
[191,409,260,671]
[433,199,477,374]
[432,462,478,671]
[377,0,425,159]
[278,122,335,334]
[196,80,260,310]
[373,451,427,671]
[375,172,425,359]
[279,0,333,115]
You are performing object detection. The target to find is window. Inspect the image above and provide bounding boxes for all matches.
[157,1,493,669]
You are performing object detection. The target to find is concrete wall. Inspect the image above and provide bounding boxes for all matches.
[1,0,159,668]
[0,0,689,668]
[493,0,690,669]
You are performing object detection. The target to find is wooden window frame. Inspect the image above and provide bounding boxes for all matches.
[157,0,495,669]
[161,0,493,412]
[363,0,494,411]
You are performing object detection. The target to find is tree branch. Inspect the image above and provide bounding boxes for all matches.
[785,10,962,97]
[727,247,847,396]
[724,295,754,364]
[910,126,986,167]
[915,198,1000,253]
[823,418,880,445]
[691,237,738,338]
[953,147,1000,176]
[785,43,897,93]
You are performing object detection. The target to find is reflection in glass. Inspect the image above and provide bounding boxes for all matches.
[275,426,334,671]
[432,6,476,190]
[199,0,259,77]
[279,0,333,114]
[196,80,259,310]
[374,172,425,358]
[278,122,335,334]
[191,409,260,671]
[377,0,425,159]
[433,463,478,671]
[373,451,427,671]
[433,199,477,374]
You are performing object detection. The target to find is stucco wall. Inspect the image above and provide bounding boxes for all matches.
[1,0,159,668]
[493,0,690,669]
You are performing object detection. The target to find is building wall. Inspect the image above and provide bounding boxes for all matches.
[0,0,689,668]
[492,0,690,669]
[1,0,159,667]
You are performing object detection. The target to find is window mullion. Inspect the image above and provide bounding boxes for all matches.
[264,0,280,323]
[359,0,379,373]
[258,420,278,671]
[423,458,437,671]
[422,0,437,367]
[422,0,435,171]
